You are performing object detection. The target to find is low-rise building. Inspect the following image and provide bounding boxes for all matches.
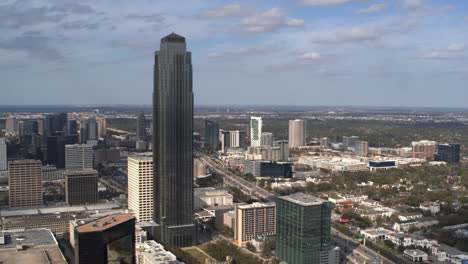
[194,187,233,210]
[393,217,439,232]
[420,202,440,214]
[136,240,181,264]
[403,249,428,262]
[360,228,394,241]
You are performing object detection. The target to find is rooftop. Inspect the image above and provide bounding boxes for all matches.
[76,214,134,233]
[0,229,57,248]
[404,249,428,257]
[0,202,120,217]
[161,33,185,43]
[279,192,327,206]
[238,202,276,210]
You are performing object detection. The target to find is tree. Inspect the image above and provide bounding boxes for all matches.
[220,225,234,238]
[246,242,256,252]
[261,239,275,258]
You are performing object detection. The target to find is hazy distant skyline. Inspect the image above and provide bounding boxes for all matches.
[2,0,468,107]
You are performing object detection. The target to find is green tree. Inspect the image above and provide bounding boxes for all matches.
[246,242,256,252]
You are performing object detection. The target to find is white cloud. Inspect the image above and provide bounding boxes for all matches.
[208,44,278,58]
[237,8,304,33]
[313,26,385,43]
[298,52,321,60]
[299,0,359,6]
[420,43,466,59]
[357,3,388,14]
[198,4,249,19]
[401,0,426,10]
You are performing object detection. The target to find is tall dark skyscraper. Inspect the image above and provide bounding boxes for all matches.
[204,120,219,150]
[152,33,195,246]
[434,143,461,163]
[136,111,147,138]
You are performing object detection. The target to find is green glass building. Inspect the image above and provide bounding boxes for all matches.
[276,193,332,264]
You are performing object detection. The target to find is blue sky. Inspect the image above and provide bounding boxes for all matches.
[1,0,467,107]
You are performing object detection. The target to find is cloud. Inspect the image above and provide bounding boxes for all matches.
[420,43,466,59]
[401,0,427,10]
[108,40,154,50]
[0,31,63,61]
[299,0,362,6]
[297,52,321,60]
[357,4,388,14]
[312,27,385,43]
[127,13,165,23]
[208,44,278,58]
[60,20,101,30]
[49,3,95,14]
[237,8,304,34]
[0,5,65,28]
[198,4,250,19]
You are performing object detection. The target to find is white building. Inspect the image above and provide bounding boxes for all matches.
[128,153,154,222]
[65,144,93,170]
[0,138,6,171]
[420,202,440,214]
[194,187,233,210]
[403,249,428,262]
[288,119,306,148]
[250,116,262,147]
[136,240,181,264]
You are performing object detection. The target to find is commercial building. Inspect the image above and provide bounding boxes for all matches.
[96,117,107,138]
[434,143,461,163]
[246,146,281,161]
[153,33,195,246]
[342,136,359,150]
[393,217,439,232]
[137,112,147,138]
[86,118,99,140]
[273,139,289,161]
[244,160,293,178]
[136,240,182,264]
[8,160,43,208]
[261,132,273,146]
[229,130,245,149]
[204,120,219,150]
[369,161,396,171]
[403,249,428,262]
[354,141,369,157]
[250,116,263,147]
[67,119,78,135]
[276,193,334,264]
[0,137,6,171]
[235,202,276,246]
[65,144,93,169]
[73,214,136,264]
[0,229,67,264]
[194,187,233,210]
[128,154,154,222]
[320,137,329,148]
[411,140,437,159]
[289,119,306,148]
[65,170,98,205]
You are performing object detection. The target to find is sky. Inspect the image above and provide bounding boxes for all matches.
[1,0,468,108]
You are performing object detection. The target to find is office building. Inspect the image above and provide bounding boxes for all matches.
[52,112,68,133]
[128,154,154,222]
[73,214,136,264]
[67,119,78,135]
[5,117,18,134]
[289,119,306,148]
[320,137,329,148]
[96,117,107,138]
[342,136,359,150]
[137,112,147,138]
[411,140,437,159]
[0,138,6,171]
[136,240,182,264]
[153,33,195,246]
[65,170,98,205]
[250,116,262,147]
[244,160,293,178]
[273,139,289,161]
[21,120,38,136]
[229,130,245,149]
[194,187,233,210]
[87,118,99,140]
[261,132,273,146]
[8,160,43,208]
[246,146,281,161]
[434,143,461,163]
[354,141,369,157]
[276,193,333,264]
[235,202,276,246]
[204,120,219,150]
[65,144,93,170]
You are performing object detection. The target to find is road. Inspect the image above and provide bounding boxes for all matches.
[199,155,277,202]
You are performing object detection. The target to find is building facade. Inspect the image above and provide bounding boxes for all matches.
[0,138,6,171]
[273,139,289,161]
[289,119,306,148]
[354,141,369,157]
[65,144,93,170]
[261,132,273,146]
[65,170,98,205]
[8,160,43,208]
[434,143,460,163]
[250,116,262,147]
[411,140,437,159]
[235,203,276,246]
[204,120,219,150]
[137,112,147,138]
[96,117,107,138]
[276,193,333,264]
[128,154,154,222]
[152,33,195,246]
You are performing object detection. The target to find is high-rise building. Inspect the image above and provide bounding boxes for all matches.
[434,143,461,163]
[229,130,245,149]
[273,139,289,161]
[204,120,219,150]
[65,144,93,170]
[5,117,18,134]
[128,154,154,222]
[96,117,107,138]
[21,120,38,136]
[65,170,98,205]
[152,33,195,246]
[320,137,329,148]
[289,119,306,148]
[0,138,7,171]
[261,132,273,146]
[87,118,98,140]
[8,160,43,208]
[276,193,333,264]
[67,120,78,135]
[52,112,68,133]
[342,136,359,150]
[354,141,369,157]
[137,112,147,138]
[220,129,230,153]
[235,202,276,246]
[411,140,437,159]
[73,214,136,264]
[250,116,262,147]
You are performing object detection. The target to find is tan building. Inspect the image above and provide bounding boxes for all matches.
[354,141,369,157]
[411,140,437,159]
[96,117,107,138]
[288,119,306,148]
[246,146,281,161]
[235,202,276,246]
[8,160,43,208]
[128,154,153,222]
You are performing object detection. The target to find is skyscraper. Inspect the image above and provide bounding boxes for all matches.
[67,120,78,135]
[354,140,369,157]
[412,140,437,159]
[87,118,98,140]
[5,117,18,135]
[128,154,154,222]
[250,116,262,147]
[276,193,334,264]
[153,33,195,246]
[434,143,461,163]
[0,138,6,171]
[289,119,306,148]
[65,170,98,205]
[204,120,219,150]
[261,132,273,146]
[136,112,147,138]
[273,139,289,161]
[235,203,276,246]
[65,144,94,170]
[8,160,43,208]
[96,117,107,138]
[342,136,359,150]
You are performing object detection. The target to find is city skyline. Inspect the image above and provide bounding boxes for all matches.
[2,0,468,108]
